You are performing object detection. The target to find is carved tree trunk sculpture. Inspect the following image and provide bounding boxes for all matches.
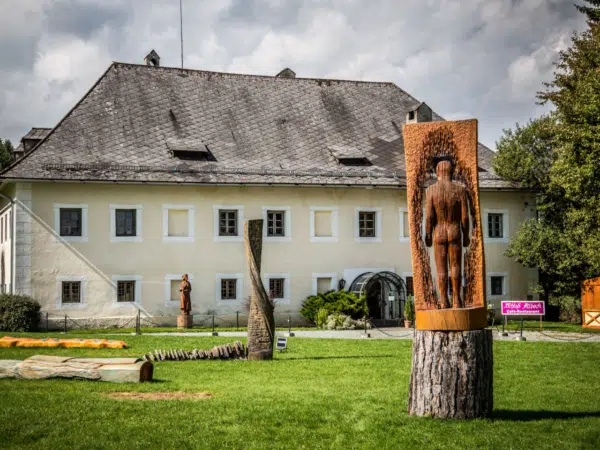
[408,329,493,419]
[244,220,275,360]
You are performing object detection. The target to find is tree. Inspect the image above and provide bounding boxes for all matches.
[494,0,600,297]
[0,139,13,169]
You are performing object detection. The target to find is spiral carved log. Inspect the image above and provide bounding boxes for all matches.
[244,220,275,360]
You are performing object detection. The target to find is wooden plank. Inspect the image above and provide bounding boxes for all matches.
[69,358,141,365]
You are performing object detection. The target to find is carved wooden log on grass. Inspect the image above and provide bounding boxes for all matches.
[141,341,246,361]
[408,329,493,419]
[245,220,275,360]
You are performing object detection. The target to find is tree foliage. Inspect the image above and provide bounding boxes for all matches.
[495,1,600,296]
[0,139,13,169]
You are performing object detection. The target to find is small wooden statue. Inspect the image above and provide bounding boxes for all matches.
[180,274,192,315]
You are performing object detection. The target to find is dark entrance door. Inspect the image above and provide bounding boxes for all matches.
[366,280,382,319]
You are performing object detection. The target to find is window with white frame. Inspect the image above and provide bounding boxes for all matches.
[56,276,87,308]
[262,206,291,242]
[355,208,382,242]
[216,273,244,303]
[110,204,142,242]
[311,273,338,295]
[112,275,142,305]
[53,204,88,242]
[484,209,509,243]
[309,207,338,243]
[263,273,290,303]
[399,208,410,241]
[213,206,244,242]
[487,273,508,297]
[163,205,195,242]
[164,274,194,305]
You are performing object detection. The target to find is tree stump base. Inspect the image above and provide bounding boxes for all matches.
[408,329,493,419]
[247,349,273,361]
[177,314,193,329]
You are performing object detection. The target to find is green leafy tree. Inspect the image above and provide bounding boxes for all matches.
[495,0,600,297]
[0,139,13,169]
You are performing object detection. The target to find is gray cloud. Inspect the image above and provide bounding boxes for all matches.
[0,0,588,149]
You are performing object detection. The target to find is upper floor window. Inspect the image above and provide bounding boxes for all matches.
[60,209,82,237]
[110,204,142,243]
[213,206,244,242]
[219,210,238,236]
[54,204,88,243]
[262,206,291,242]
[163,205,195,243]
[117,280,136,302]
[115,209,137,237]
[355,208,382,243]
[267,211,285,237]
[220,279,237,300]
[484,209,509,243]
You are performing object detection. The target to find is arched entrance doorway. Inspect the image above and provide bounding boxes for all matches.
[349,271,407,325]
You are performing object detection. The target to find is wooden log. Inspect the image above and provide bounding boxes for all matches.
[245,220,275,360]
[408,329,493,419]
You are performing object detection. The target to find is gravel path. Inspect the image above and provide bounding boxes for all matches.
[137,329,600,342]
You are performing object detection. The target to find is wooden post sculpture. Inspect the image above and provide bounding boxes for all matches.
[403,119,493,419]
[177,274,193,329]
[244,220,275,360]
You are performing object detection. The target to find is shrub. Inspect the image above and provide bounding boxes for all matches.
[323,313,367,330]
[300,290,368,325]
[549,295,581,323]
[316,308,330,328]
[0,294,41,332]
[487,303,496,325]
[404,296,415,322]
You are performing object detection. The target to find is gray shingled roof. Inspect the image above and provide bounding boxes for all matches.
[22,127,52,141]
[1,63,517,189]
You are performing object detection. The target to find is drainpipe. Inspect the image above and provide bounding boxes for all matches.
[0,193,16,294]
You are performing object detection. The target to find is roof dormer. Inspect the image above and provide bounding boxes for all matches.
[406,102,432,124]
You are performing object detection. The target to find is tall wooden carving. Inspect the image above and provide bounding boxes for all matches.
[403,119,493,419]
[244,220,275,360]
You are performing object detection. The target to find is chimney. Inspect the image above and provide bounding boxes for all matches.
[144,50,160,67]
[276,68,296,79]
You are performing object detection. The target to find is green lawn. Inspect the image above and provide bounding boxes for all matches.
[0,334,598,449]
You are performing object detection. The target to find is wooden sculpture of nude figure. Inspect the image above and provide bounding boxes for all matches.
[180,274,192,315]
[425,159,470,309]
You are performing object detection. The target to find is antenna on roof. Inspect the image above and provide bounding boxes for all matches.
[180,0,184,68]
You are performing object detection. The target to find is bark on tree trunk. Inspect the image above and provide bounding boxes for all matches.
[245,220,275,361]
[408,329,493,419]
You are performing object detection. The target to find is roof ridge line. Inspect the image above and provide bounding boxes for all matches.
[112,62,397,87]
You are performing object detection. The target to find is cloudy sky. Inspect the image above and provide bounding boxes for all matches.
[0,0,588,149]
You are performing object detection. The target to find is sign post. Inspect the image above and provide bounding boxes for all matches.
[500,301,545,341]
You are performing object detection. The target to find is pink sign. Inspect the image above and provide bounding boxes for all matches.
[501,301,545,316]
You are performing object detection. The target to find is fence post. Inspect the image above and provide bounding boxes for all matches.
[236,311,239,331]
[45,312,49,333]
[63,314,67,334]
[212,314,218,336]
[286,314,295,337]
[135,310,141,335]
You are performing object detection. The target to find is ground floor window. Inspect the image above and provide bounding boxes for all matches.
[220,279,237,300]
[117,280,136,302]
[490,276,504,296]
[405,276,414,297]
[269,278,285,299]
[62,281,81,304]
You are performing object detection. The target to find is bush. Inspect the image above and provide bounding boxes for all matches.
[323,313,367,330]
[549,295,581,323]
[300,290,368,325]
[404,296,415,322]
[0,294,41,332]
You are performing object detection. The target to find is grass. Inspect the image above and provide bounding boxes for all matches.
[0,333,599,449]
[493,319,600,334]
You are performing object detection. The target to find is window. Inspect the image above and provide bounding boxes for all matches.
[117,281,136,302]
[355,208,382,242]
[115,209,136,237]
[262,206,291,242]
[484,209,509,242]
[267,211,285,237]
[62,281,81,304]
[110,205,142,242]
[311,273,338,295]
[359,212,376,237]
[310,207,338,243]
[221,279,237,300]
[60,209,82,237]
[317,278,332,294]
[164,274,193,305]
[269,278,285,299]
[213,206,244,242]
[491,276,504,296]
[488,214,503,238]
[405,276,414,297]
[163,205,195,242]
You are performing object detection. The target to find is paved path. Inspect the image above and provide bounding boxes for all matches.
[136,329,600,342]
